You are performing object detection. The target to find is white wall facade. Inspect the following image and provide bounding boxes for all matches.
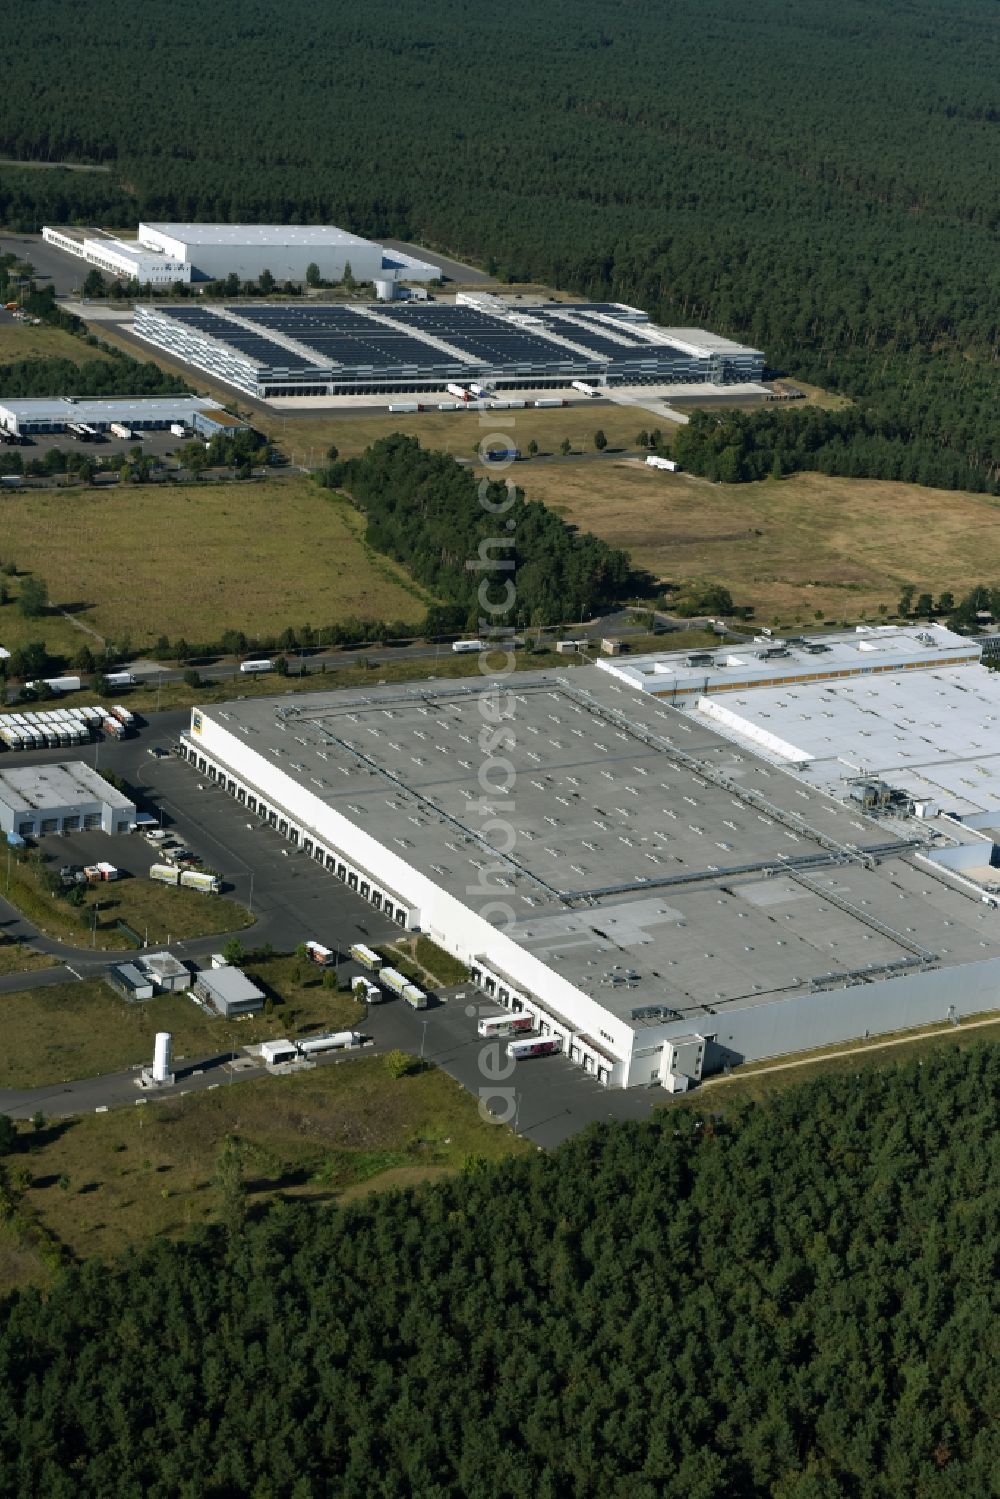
[139,226,383,284]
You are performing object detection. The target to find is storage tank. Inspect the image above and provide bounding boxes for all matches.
[374,278,398,301]
[152,1032,173,1083]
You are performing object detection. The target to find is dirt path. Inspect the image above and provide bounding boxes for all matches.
[703,1013,1000,1088]
[57,606,105,646]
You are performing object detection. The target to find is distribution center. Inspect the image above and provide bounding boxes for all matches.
[179,625,1000,1091]
[133,293,765,399]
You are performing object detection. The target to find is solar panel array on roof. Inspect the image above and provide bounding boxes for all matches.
[530,309,649,360]
[162,306,318,372]
[378,304,583,367]
[135,298,765,398]
[246,305,461,371]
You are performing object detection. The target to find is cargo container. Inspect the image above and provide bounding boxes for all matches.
[103,671,136,688]
[111,705,135,727]
[109,422,133,439]
[349,942,382,971]
[478,1011,535,1038]
[378,965,410,997]
[149,863,181,886]
[387,403,420,414]
[402,983,427,1010]
[352,976,382,1004]
[534,398,566,408]
[506,1036,563,1059]
[102,716,125,740]
[483,448,520,463]
[179,869,221,894]
[84,862,119,882]
[304,940,335,966]
[169,422,187,438]
[240,658,273,675]
[297,1031,361,1054]
[436,402,459,411]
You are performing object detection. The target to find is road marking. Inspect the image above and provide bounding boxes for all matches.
[65,965,83,980]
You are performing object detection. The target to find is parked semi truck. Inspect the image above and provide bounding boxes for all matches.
[446,383,470,402]
[179,869,220,894]
[109,422,133,439]
[378,966,427,1005]
[149,863,181,886]
[349,942,382,971]
[304,940,335,966]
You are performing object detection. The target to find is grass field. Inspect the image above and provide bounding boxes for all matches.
[5,1055,528,1288]
[0,476,433,648]
[0,955,366,1089]
[515,460,1000,622]
[0,939,56,976]
[0,320,92,364]
[5,855,252,951]
[273,404,656,463]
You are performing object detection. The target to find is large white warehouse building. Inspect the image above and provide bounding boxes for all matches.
[43,222,439,287]
[180,638,1000,1091]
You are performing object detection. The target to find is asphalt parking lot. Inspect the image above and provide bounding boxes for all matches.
[11,428,188,463]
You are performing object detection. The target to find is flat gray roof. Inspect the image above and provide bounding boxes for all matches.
[597,623,978,696]
[0,396,215,424]
[141,222,373,249]
[688,664,1000,816]
[200,670,1000,1029]
[195,966,264,1003]
[0,761,134,812]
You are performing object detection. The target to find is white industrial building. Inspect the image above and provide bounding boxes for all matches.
[178,637,1000,1090]
[0,395,224,439]
[43,222,438,287]
[193,965,265,1019]
[133,297,765,401]
[0,762,135,838]
[595,622,979,700]
[42,227,190,285]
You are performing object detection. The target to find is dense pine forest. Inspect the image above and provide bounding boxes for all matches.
[2,0,1000,487]
[0,1047,995,1497]
[324,434,635,624]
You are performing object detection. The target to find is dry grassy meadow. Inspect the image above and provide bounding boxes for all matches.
[512,458,1000,622]
[0,320,93,363]
[0,476,433,646]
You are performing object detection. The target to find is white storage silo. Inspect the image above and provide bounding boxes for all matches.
[152,1031,173,1083]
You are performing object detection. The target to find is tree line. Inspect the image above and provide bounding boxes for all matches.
[0,1045,994,1496]
[671,406,1000,495]
[322,434,636,627]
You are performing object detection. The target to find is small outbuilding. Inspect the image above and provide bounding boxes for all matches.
[142,951,192,993]
[106,962,156,1002]
[193,966,265,1018]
